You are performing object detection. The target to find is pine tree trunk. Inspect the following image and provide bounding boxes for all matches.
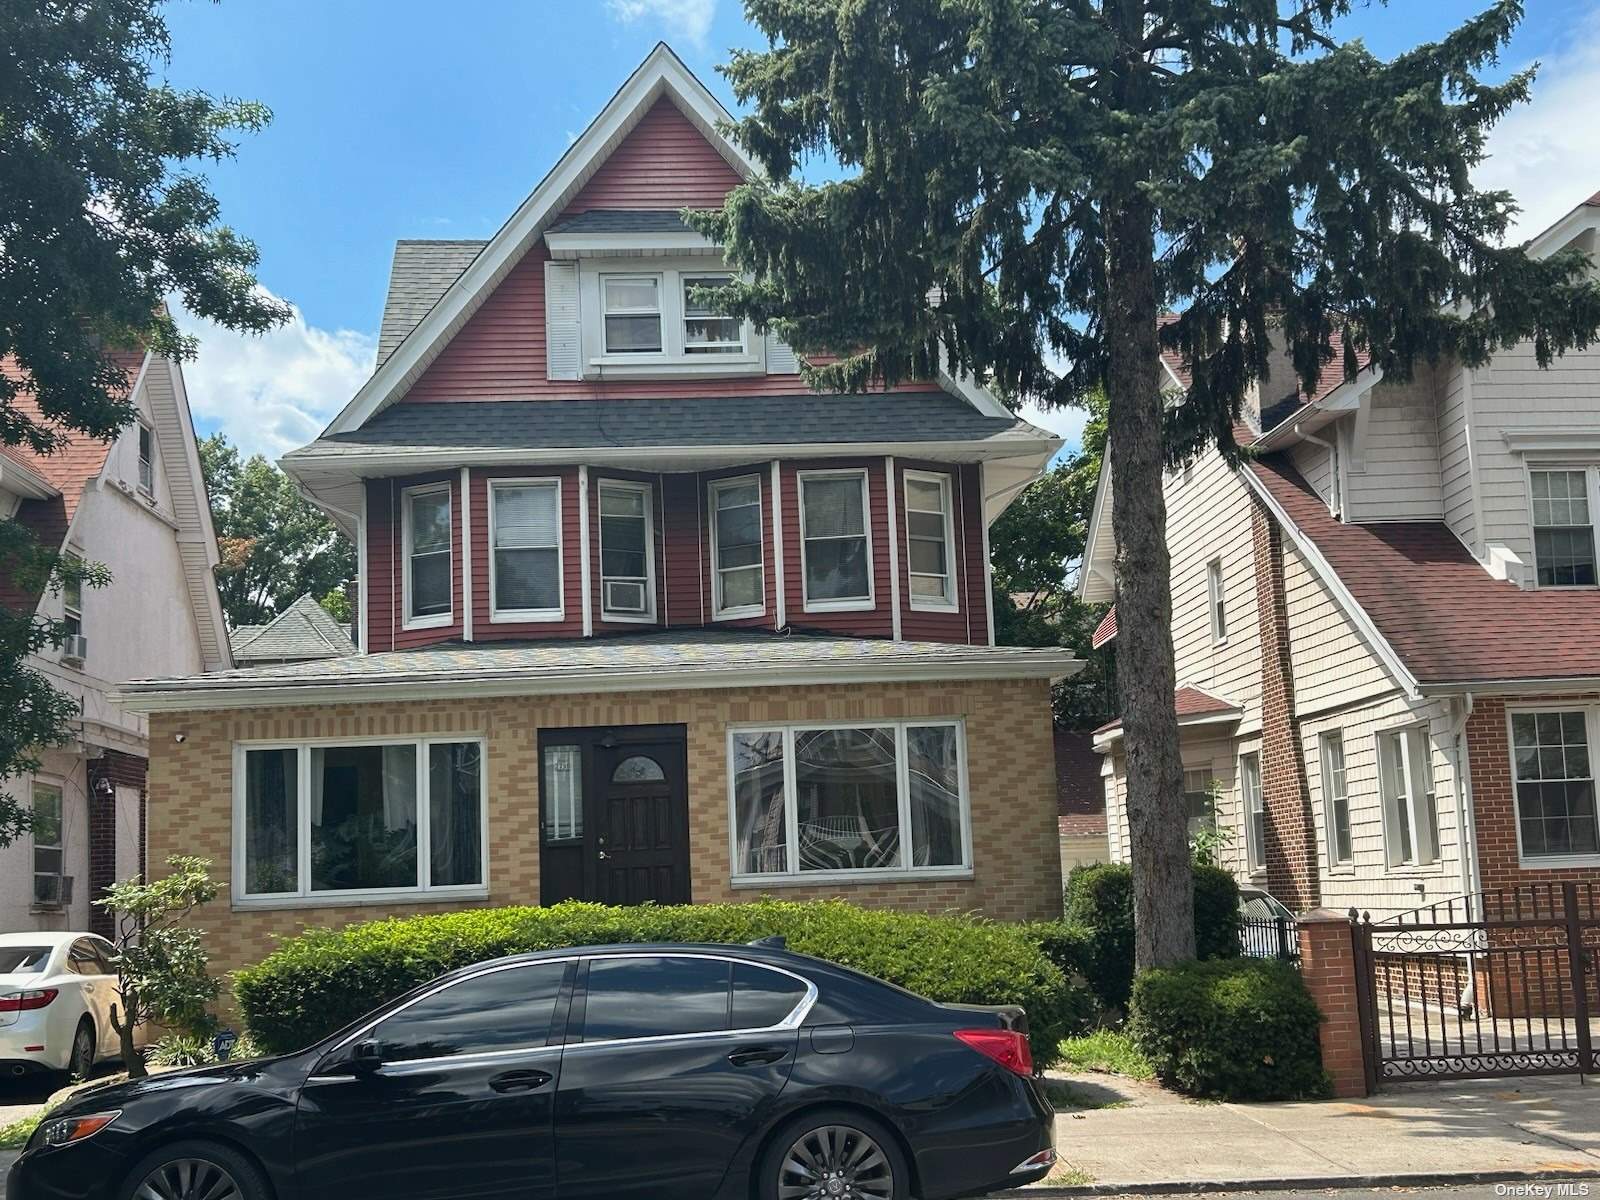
[1102,0,1195,973]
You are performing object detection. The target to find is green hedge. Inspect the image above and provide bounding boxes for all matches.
[1063,862,1242,1010]
[234,900,1090,1064]
[1128,958,1329,1100]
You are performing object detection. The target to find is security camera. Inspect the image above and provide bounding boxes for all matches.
[173,732,187,744]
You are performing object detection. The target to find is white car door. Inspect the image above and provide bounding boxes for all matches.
[65,938,114,1059]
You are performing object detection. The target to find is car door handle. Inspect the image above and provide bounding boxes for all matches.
[727,1046,789,1067]
[488,1069,553,1093]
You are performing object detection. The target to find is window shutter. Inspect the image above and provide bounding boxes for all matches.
[765,330,799,375]
[544,260,581,380]
[495,484,559,548]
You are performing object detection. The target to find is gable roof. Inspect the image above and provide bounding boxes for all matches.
[1092,684,1242,745]
[326,43,758,437]
[376,241,486,366]
[231,593,357,663]
[1244,451,1600,691]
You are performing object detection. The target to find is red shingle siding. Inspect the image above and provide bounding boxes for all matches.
[780,459,894,638]
[660,472,707,627]
[472,466,584,641]
[364,480,396,653]
[560,97,743,215]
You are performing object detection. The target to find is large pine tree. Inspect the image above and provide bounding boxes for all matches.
[696,0,1600,967]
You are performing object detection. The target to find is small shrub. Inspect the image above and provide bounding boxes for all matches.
[147,1033,218,1069]
[234,899,1091,1066]
[1127,958,1329,1101]
[1057,1028,1153,1080]
[1063,862,1242,1010]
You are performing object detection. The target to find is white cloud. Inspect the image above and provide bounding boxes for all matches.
[1018,401,1091,456]
[605,0,717,49]
[1477,8,1600,242]
[175,292,376,462]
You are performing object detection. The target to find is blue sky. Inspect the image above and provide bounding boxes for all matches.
[161,0,1600,458]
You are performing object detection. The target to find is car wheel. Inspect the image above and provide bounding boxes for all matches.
[65,1019,94,1080]
[117,1141,270,1200]
[759,1108,910,1200]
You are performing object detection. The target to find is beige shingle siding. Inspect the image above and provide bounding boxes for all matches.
[1344,369,1444,522]
[1289,438,1332,506]
[1283,543,1393,715]
[1437,360,1478,552]
[376,240,487,367]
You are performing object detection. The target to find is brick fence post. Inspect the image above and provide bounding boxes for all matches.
[1297,907,1372,1098]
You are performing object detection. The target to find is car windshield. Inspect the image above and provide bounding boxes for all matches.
[0,946,52,974]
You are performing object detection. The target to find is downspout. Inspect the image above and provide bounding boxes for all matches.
[1448,690,1481,1012]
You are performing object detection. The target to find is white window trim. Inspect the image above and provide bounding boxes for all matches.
[726,717,973,887]
[1375,723,1443,872]
[595,478,657,623]
[903,469,959,613]
[583,261,759,375]
[488,477,565,624]
[600,273,666,357]
[1525,462,1600,590]
[30,778,65,909]
[1239,751,1265,877]
[709,474,766,621]
[1206,557,1227,645]
[136,419,155,496]
[1505,703,1600,869]
[680,272,745,356]
[1320,731,1354,872]
[231,733,490,909]
[401,482,453,631]
[798,468,876,613]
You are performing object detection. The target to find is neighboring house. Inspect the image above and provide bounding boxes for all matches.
[1054,728,1107,877]
[0,349,231,936]
[116,45,1078,978]
[230,594,356,667]
[1083,192,1600,920]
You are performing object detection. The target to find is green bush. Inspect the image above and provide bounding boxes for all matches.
[1063,862,1242,1010]
[1128,958,1329,1101]
[234,899,1090,1065]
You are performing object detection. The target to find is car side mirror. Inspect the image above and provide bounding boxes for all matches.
[350,1040,383,1074]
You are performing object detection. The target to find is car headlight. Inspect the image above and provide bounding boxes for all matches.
[34,1111,120,1149]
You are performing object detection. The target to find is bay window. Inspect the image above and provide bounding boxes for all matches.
[403,484,452,626]
[1377,726,1440,867]
[490,479,562,620]
[597,480,654,620]
[710,475,764,618]
[235,738,486,902]
[800,470,872,609]
[904,471,956,609]
[1530,468,1598,587]
[730,721,969,882]
[1510,709,1600,860]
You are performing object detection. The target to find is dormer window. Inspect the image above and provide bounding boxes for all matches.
[572,261,757,378]
[683,274,740,354]
[602,276,664,354]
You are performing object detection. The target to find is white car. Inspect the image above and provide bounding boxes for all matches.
[0,931,129,1080]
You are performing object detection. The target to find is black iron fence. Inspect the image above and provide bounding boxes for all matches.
[1240,915,1300,963]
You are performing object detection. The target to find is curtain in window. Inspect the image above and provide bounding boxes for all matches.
[494,483,560,612]
[310,744,418,891]
[244,748,297,894]
[429,742,482,887]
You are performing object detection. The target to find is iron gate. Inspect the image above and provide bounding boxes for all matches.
[1354,881,1600,1086]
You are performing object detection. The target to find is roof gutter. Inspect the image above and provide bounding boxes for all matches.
[1252,366,1383,451]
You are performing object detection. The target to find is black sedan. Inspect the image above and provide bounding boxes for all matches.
[7,941,1056,1200]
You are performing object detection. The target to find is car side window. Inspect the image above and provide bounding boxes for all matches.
[580,956,731,1043]
[370,960,570,1064]
[68,940,104,975]
[732,963,808,1030]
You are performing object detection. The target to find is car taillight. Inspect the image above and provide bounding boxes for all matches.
[954,1027,1033,1076]
[0,989,59,1013]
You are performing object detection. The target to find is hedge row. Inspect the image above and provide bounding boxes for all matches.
[233,899,1093,1063]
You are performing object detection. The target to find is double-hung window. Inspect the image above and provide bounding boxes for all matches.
[904,471,957,609]
[730,721,969,882]
[1530,468,1598,587]
[682,274,741,354]
[800,470,872,610]
[1183,768,1217,837]
[597,480,654,620]
[490,479,562,620]
[236,737,486,902]
[1240,753,1265,873]
[31,783,63,907]
[1377,726,1440,867]
[1206,558,1227,643]
[710,475,764,618]
[61,552,83,642]
[1510,709,1600,861]
[601,276,663,354]
[1321,732,1352,866]
[136,422,154,494]
[403,484,452,627]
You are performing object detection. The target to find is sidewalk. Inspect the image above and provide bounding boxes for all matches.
[1026,1071,1600,1194]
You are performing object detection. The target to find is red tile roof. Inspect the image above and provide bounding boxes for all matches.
[1091,605,1117,648]
[1093,685,1241,736]
[1247,452,1600,687]
[1587,191,1600,207]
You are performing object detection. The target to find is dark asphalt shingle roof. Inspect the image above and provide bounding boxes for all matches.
[376,240,487,366]
[546,209,699,234]
[230,594,358,663]
[289,394,1052,458]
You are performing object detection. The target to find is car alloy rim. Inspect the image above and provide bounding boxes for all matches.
[70,1027,92,1076]
[778,1124,895,1200]
[134,1158,242,1200]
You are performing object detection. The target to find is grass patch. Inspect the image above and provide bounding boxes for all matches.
[1047,1164,1095,1186]
[1058,1029,1154,1081]
[1044,1079,1130,1110]
[0,1111,43,1151]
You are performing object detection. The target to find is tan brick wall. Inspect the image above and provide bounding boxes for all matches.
[147,677,1062,982]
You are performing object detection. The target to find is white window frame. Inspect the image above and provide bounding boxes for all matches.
[1239,752,1265,876]
[1206,557,1227,644]
[680,272,744,356]
[61,550,83,641]
[231,734,490,908]
[1526,463,1600,590]
[30,779,64,909]
[1320,731,1353,869]
[1376,724,1441,870]
[136,420,155,495]
[600,273,665,356]
[595,478,656,623]
[488,477,565,623]
[709,474,766,621]
[401,482,453,630]
[903,469,958,612]
[726,718,973,887]
[798,468,875,613]
[1505,704,1600,868]
[583,261,757,374]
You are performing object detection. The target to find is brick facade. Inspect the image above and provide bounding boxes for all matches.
[1297,908,1369,1097]
[86,749,147,938]
[1251,504,1321,909]
[146,676,1062,986]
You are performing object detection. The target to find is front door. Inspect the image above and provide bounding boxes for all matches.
[538,725,690,906]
